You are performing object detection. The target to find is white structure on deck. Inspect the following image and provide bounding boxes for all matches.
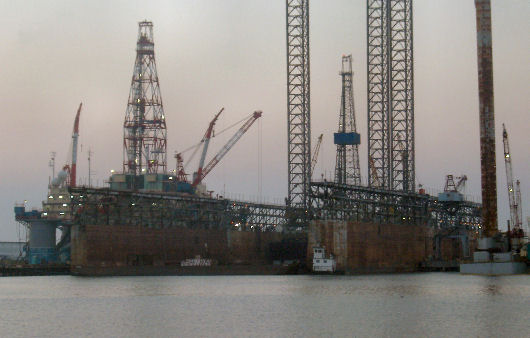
[460,238,527,275]
[180,255,212,267]
[312,246,336,273]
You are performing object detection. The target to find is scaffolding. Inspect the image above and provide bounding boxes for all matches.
[367,0,414,191]
[309,181,481,229]
[69,187,287,231]
[286,0,311,209]
[69,185,481,232]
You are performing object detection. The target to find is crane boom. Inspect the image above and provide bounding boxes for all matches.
[455,175,467,192]
[515,180,522,230]
[502,123,519,229]
[196,108,224,184]
[70,102,82,187]
[193,111,262,186]
[311,134,323,176]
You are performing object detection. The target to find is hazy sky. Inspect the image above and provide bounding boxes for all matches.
[1,0,528,241]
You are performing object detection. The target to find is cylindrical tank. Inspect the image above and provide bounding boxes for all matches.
[29,220,56,248]
[51,170,68,187]
[28,220,57,264]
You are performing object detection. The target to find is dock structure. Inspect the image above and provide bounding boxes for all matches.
[17,1,518,276]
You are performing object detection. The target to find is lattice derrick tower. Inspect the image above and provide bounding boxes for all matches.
[123,21,167,175]
[367,0,414,191]
[335,55,361,186]
[286,0,311,209]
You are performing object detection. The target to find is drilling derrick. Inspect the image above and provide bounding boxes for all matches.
[367,0,414,191]
[474,0,497,236]
[335,55,361,186]
[123,21,167,175]
[286,0,311,209]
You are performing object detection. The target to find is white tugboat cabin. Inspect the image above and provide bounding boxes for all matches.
[312,246,336,273]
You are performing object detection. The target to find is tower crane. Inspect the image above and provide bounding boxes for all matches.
[502,123,521,230]
[444,175,467,193]
[438,174,467,203]
[310,134,323,177]
[192,111,263,187]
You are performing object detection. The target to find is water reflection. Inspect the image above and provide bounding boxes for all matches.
[482,283,500,295]
[0,273,528,337]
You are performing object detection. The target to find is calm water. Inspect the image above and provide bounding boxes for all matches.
[0,273,528,337]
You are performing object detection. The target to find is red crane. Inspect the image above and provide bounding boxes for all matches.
[70,103,82,187]
[60,103,82,187]
[192,111,262,187]
[194,108,224,185]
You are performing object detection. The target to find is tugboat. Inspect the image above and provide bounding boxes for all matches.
[312,246,336,273]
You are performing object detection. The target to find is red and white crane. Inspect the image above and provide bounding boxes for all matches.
[194,108,224,185]
[69,103,82,187]
[57,103,82,188]
[192,111,262,187]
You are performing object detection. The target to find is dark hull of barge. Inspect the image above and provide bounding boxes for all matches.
[70,224,307,276]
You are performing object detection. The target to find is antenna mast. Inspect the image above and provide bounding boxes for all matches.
[49,151,56,182]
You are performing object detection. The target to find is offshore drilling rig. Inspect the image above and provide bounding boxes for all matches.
[13,1,507,276]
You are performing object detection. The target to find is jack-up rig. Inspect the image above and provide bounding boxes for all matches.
[310,0,479,230]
